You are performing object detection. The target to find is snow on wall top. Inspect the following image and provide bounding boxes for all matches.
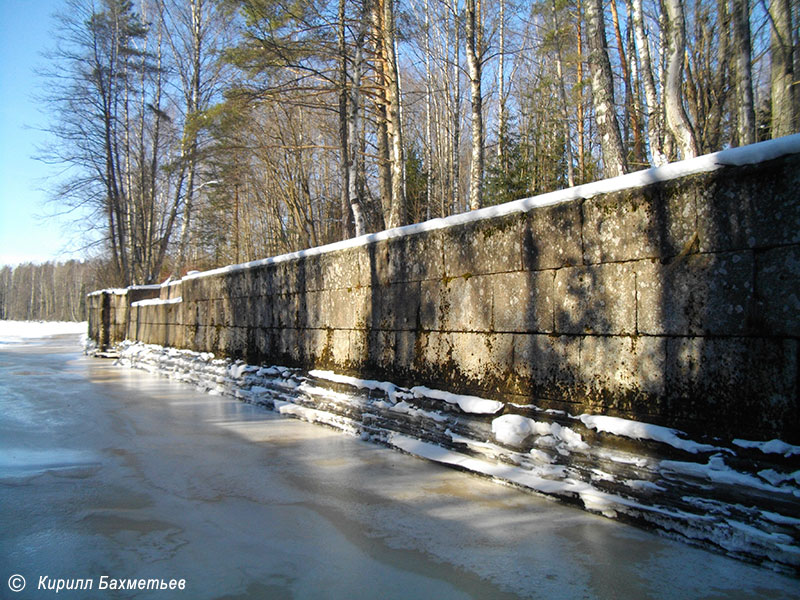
[88,284,161,297]
[153,134,800,284]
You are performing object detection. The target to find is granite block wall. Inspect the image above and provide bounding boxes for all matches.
[89,153,800,442]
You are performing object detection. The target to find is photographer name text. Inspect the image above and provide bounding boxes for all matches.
[36,575,186,593]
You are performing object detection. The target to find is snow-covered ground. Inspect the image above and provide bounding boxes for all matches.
[113,340,800,576]
[0,320,87,343]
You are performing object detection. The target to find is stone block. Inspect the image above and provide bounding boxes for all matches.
[251,296,273,329]
[695,169,756,254]
[394,330,417,374]
[252,327,276,360]
[442,213,523,278]
[367,230,445,286]
[304,328,329,365]
[370,282,420,331]
[224,326,247,358]
[325,286,369,330]
[275,328,301,364]
[751,155,800,248]
[273,294,299,329]
[524,202,583,271]
[492,271,555,333]
[554,263,636,335]
[697,156,800,253]
[512,334,581,401]
[367,329,396,372]
[756,245,800,337]
[200,275,226,300]
[302,289,328,329]
[319,248,363,290]
[411,331,442,376]
[578,335,667,418]
[271,261,301,295]
[419,280,445,331]
[329,329,351,368]
[441,276,492,332]
[583,180,695,264]
[230,296,249,327]
[349,330,369,368]
[665,337,799,440]
[635,251,755,336]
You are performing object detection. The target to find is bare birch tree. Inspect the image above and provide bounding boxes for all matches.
[585,0,628,176]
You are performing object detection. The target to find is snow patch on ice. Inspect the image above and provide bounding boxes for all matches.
[492,414,589,451]
[578,414,724,454]
[660,455,799,496]
[309,369,407,402]
[732,438,800,458]
[411,386,504,415]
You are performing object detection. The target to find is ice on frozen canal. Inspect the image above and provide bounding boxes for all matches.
[0,327,797,599]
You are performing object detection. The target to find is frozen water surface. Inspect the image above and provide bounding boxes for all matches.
[1,329,797,599]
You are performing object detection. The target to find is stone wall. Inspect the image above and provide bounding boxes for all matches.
[89,151,800,443]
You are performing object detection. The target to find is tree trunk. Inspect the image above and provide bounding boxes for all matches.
[465,0,484,209]
[348,10,367,237]
[769,0,796,137]
[585,0,628,176]
[577,0,586,180]
[382,0,407,228]
[337,0,353,240]
[497,0,506,162]
[629,0,667,165]
[551,0,575,186]
[664,0,699,158]
[732,0,756,145]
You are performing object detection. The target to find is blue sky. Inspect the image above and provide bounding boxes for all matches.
[0,0,89,266]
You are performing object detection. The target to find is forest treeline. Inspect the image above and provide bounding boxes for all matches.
[38,0,798,288]
[0,261,108,322]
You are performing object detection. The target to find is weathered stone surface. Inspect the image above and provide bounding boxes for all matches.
[751,155,800,248]
[697,155,800,254]
[695,170,756,254]
[302,290,328,329]
[524,202,583,271]
[583,181,695,264]
[318,249,363,290]
[554,263,636,335]
[635,251,755,336]
[666,337,799,440]
[369,282,420,331]
[512,334,581,401]
[756,245,800,337]
[441,276,492,332]
[369,231,445,286]
[273,294,299,329]
[324,287,368,330]
[419,280,444,331]
[492,271,555,333]
[578,335,667,418]
[442,213,523,277]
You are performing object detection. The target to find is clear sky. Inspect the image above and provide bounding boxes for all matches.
[0,0,89,266]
